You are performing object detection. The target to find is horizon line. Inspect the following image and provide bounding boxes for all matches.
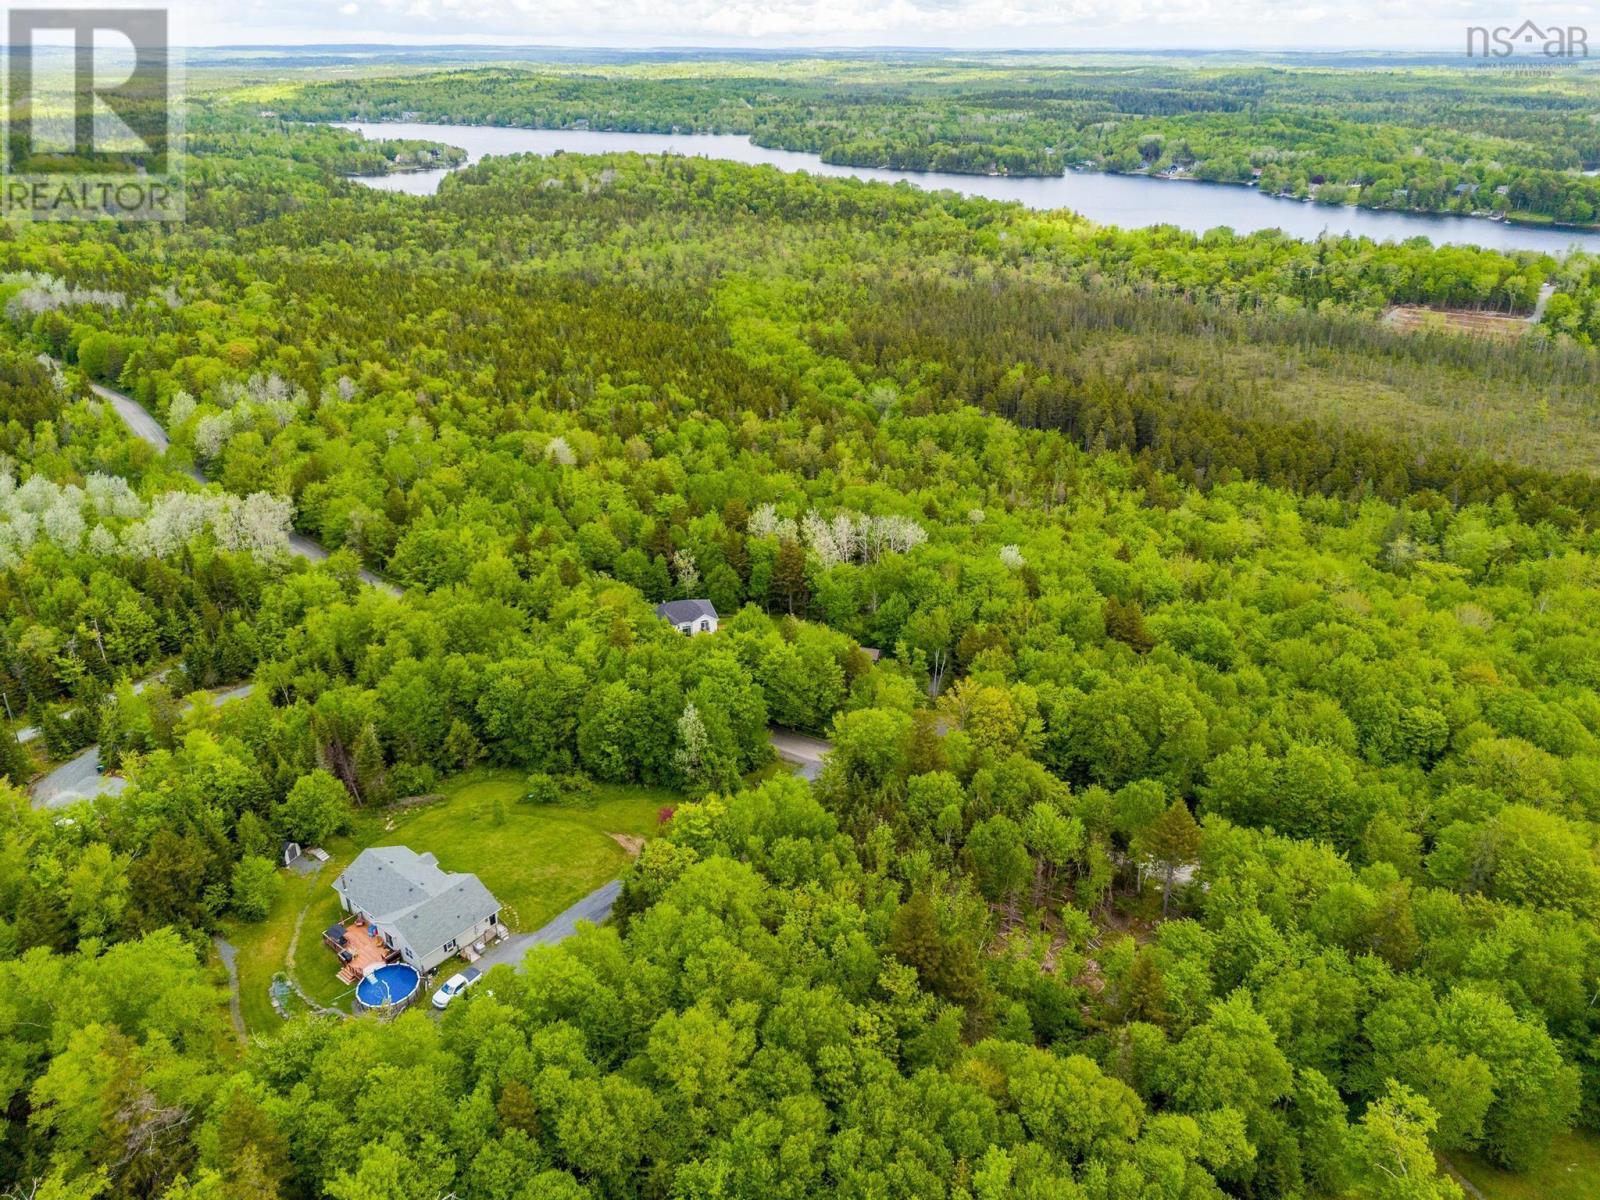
[11,40,1569,55]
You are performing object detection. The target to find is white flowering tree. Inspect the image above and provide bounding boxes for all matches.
[672,550,701,593]
[2,272,125,319]
[0,469,293,564]
[751,504,927,567]
[544,435,576,466]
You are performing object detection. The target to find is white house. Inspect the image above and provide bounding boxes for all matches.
[333,846,501,973]
[655,598,718,636]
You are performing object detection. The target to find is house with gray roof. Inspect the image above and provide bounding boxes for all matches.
[655,598,718,635]
[333,846,501,973]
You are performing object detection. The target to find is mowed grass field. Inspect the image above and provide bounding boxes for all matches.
[221,769,674,1034]
[1450,1131,1600,1200]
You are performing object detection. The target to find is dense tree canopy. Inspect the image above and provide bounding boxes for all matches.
[284,58,1600,224]
[2,56,1600,1200]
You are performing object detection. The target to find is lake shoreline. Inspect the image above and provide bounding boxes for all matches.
[339,117,1600,235]
[330,120,1600,254]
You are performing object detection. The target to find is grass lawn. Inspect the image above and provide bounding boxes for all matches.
[221,769,672,1035]
[221,828,369,1033]
[392,770,672,934]
[221,878,311,1035]
[1450,1131,1600,1200]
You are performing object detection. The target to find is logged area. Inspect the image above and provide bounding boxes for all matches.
[4,48,1600,1200]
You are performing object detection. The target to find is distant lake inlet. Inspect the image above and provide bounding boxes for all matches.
[335,121,1600,256]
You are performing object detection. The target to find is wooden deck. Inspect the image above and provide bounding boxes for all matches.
[328,921,395,983]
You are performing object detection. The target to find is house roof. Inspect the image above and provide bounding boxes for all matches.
[655,598,718,625]
[335,846,499,954]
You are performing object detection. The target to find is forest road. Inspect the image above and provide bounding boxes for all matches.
[30,683,256,809]
[72,365,401,593]
[768,727,834,781]
[1530,281,1557,324]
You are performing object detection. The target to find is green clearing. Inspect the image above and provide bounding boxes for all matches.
[1450,1131,1600,1200]
[220,769,672,1035]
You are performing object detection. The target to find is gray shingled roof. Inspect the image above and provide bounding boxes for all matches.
[335,846,499,954]
[655,598,717,625]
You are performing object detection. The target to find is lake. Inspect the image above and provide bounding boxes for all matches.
[336,121,1600,256]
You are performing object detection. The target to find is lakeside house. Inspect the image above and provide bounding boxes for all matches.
[332,846,502,973]
[655,598,719,635]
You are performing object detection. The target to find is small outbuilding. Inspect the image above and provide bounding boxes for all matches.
[655,598,719,636]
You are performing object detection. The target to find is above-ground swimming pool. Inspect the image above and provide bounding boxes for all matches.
[354,963,421,1014]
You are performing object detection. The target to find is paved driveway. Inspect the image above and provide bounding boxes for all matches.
[469,731,835,974]
[475,880,623,974]
[31,745,127,809]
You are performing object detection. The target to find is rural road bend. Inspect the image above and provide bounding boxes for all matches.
[29,683,257,809]
[88,381,173,454]
[75,365,400,593]
[768,727,833,781]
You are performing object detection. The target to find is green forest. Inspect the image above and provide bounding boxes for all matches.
[4,55,1600,1200]
[277,58,1600,224]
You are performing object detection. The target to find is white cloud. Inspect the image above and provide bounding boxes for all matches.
[171,0,1600,49]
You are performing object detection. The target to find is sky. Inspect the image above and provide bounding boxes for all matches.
[157,0,1599,51]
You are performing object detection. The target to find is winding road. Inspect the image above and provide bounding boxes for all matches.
[83,371,398,592]
[34,368,836,808]
[23,369,405,808]
[36,368,841,991]
[768,727,833,781]
[31,683,257,809]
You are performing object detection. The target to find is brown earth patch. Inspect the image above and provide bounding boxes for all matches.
[609,833,645,858]
[1383,305,1533,340]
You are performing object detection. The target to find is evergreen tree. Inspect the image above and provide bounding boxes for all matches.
[1137,801,1203,917]
[0,730,30,786]
[1125,949,1170,1027]
[771,540,810,616]
[1104,596,1154,654]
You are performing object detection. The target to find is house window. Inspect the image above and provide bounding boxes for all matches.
[681,625,692,635]
[444,939,457,953]
[699,619,710,631]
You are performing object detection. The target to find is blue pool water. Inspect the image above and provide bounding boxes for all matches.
[355,963,420,1010]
